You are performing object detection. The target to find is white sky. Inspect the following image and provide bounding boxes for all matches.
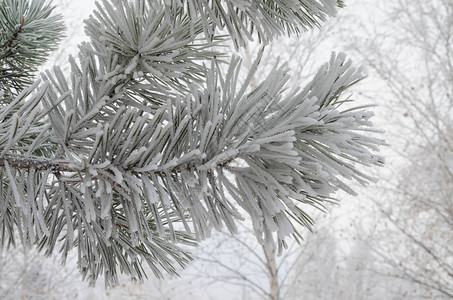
[43,0,96,71]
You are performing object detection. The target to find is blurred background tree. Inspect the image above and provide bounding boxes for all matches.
[338,0,453,298]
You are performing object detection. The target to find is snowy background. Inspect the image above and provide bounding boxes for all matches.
[1,0,451,299]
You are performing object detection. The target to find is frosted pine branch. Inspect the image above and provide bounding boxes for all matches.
[0,0,383,287]
[0,0,64,96]
[167,0,345,47]
[0,48,383,285]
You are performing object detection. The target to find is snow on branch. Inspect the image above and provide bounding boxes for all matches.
[0,45,382,285]
[167,0,344,47]
[0,0,64,97]
[83,0,221,108]
[0,0,383,287]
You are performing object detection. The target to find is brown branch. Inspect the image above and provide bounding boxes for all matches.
[0,154,236,178]
[1,17,25,58]
[0,156,73,172]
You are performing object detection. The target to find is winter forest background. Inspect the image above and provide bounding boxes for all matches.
[0,0,452,299]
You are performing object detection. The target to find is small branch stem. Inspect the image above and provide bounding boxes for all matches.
[0,18,24,59]
[0,156,72,172]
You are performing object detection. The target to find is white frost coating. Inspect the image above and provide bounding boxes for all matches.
[133,71,144,78]
[0,113,19,157]
[253,130,296,144]
[263,210,278,232]
[199,149,239,170]
[0,0,384,286]
[275,212,294,237]
[82,179,96,222]
[109,165,124,184]
[143,175,159,204]
[93,160,111,169]
[199,120,212,151]
[238,143,260,153]
[105,181,112,194]
[95,180,105,198]
[100,185,112,219]
[181,171,198,187]
[172,149,204,168]
[159,157,178,170]
[123,146,147,166]
[4,161,25,209]
[88,167,98,177]
[124,54,139,74]
[134,163,158,173]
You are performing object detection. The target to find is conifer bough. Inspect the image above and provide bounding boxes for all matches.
[0,0,383,286]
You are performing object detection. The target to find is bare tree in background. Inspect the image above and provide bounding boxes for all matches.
[190,225,315,300]
[0,246,81,299]
[190,214,384,300]
[342,0,453,298]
